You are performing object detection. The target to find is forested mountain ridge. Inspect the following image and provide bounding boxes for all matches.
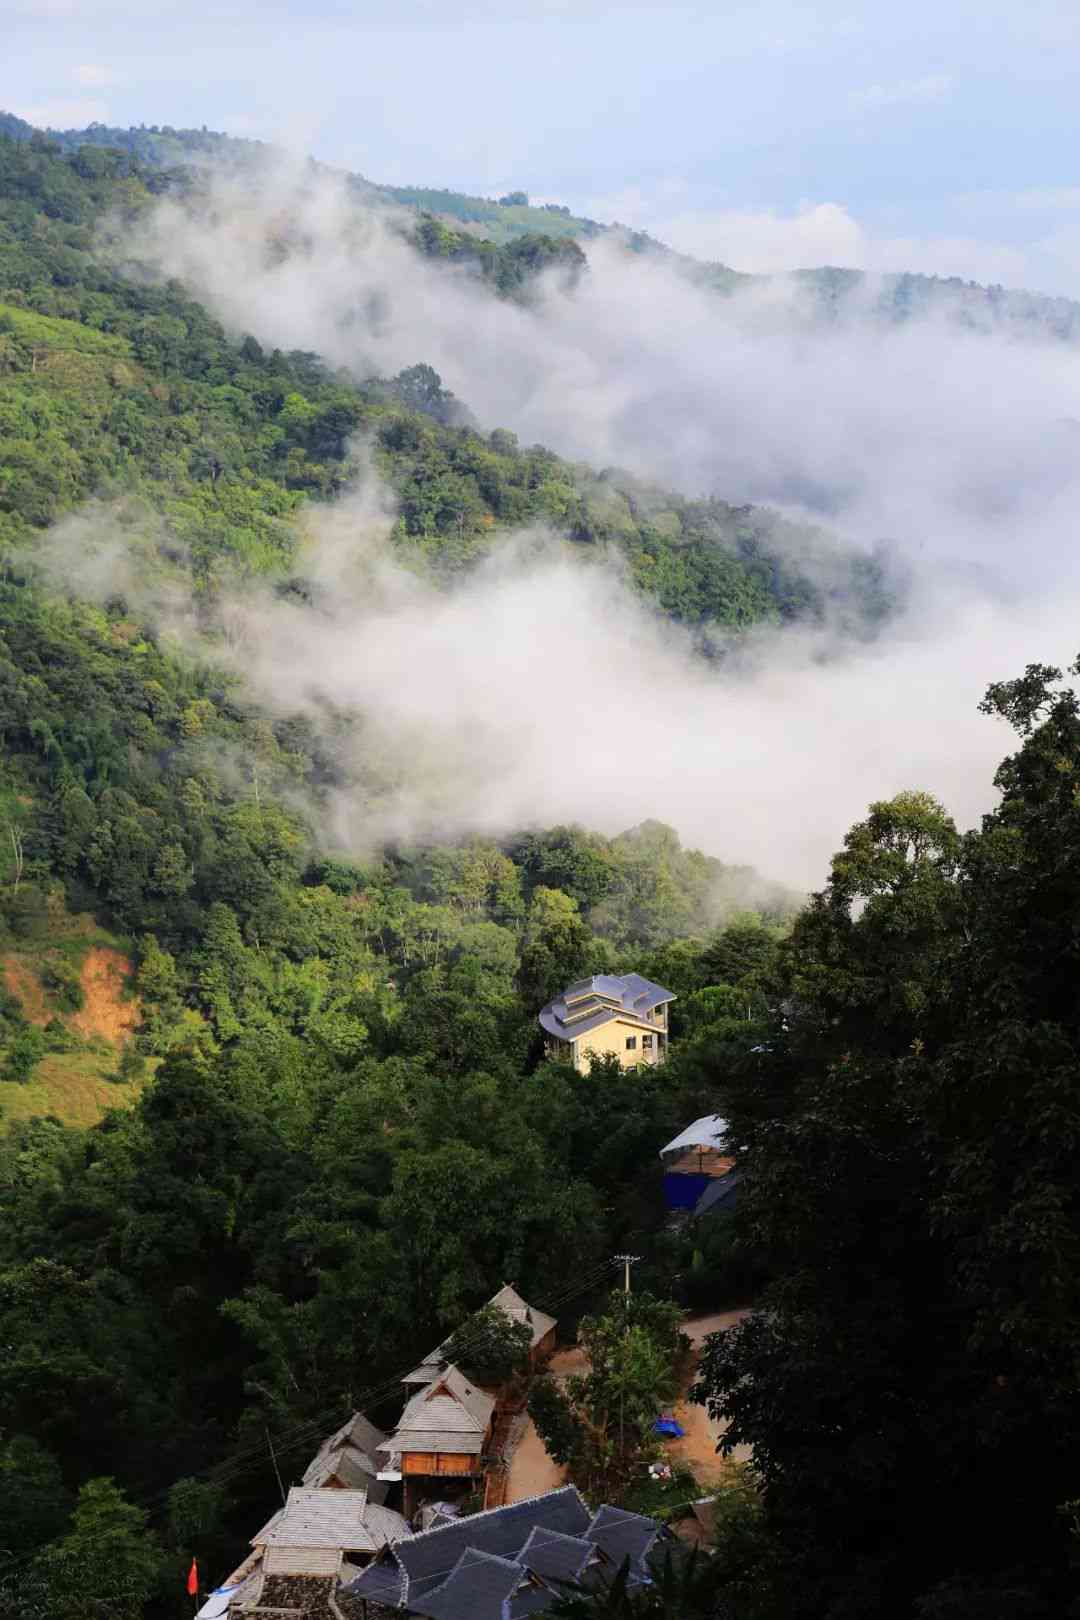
[6,108,1080,337]
[0,122,800,1617]
[1,113,1079,1620]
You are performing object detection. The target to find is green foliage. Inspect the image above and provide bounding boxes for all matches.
[442,1302,534,1385]
[529,1289,687,1500]
[22,1477,165,1620]
[4,1023,46,1081]
[693,687,1080,1616]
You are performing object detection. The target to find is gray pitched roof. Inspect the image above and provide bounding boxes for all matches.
[694,1170,742,1217]
[517,1526,596,1584]
[382,1364,496,1457]
[343,1486,593,1609]
[250,1487,410,1556]
[487,1284,557,1350]
[301,1411,388,1498]
[585,1505,662,1578]
[411,1548,528,1620]
[405,1286,557,1385]
[539,973,674,1042]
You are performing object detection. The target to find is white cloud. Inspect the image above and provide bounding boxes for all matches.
[648,201,865,273]
[105,159,1080,886]
[850,72,953,110]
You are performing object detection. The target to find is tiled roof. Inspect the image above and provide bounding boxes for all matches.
[251,1487,410,1555]
[411,1548,527,1620]
[539,973,674,1042]
[343,1486,593,1609]
[585,1505,661,1577]
[517,1526,596,1585]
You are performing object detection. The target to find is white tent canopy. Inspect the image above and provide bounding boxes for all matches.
[659,1115,729,1161]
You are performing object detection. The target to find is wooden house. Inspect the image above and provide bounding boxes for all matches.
[539,973,675,1072]
[377,1364,495,1519]
[402,1284,557,1392]
[300,1412,389,1502]
[249,1486,410,1580]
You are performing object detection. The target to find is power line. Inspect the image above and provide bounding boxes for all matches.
[0,1253,629,1586]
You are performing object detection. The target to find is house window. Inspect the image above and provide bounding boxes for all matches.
[643,1034,653,1050]
[626,1036,637,1050]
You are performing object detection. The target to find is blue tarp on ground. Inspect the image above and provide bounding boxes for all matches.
[654,1418,685,1438]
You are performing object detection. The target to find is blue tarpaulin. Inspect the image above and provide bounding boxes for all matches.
[654,1417,685,1438]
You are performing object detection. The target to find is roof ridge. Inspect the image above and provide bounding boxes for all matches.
[399,1484,589,1547]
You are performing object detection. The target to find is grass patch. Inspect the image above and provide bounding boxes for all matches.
[0,1047,153,1130]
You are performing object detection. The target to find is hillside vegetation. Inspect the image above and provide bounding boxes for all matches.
[0,121,1078,1620]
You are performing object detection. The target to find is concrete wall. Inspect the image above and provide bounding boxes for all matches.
[576,1016,665,1072]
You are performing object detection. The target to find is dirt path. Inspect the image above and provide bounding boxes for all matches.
[664,1308,753,1484]
[503,1345,588,1502]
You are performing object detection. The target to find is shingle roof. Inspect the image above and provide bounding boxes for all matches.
[487,1284,557,1350]
[343,1486,593,1609]
[659,1114,729,1160]
[404,1286,557,1386]
[301,1411,388,1498]
[251,1487,410,1556]
[585,1505,662,1577]
[411,1548,527,1620]
[382,1364,495,1457]
[539,973,674,1042]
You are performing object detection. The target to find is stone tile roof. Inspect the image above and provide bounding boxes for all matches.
[539,973,674,1042]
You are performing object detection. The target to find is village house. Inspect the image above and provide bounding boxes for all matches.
[403,1285,557,1389]
[302,1413,390,1502]
[377,1364,496,1519]
[250,1487,412,1578]
[539,973,675,1072]
[344,1485,666,1619]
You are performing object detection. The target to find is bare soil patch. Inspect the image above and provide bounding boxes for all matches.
[2,956,50,1025]
[71,946,139,1043]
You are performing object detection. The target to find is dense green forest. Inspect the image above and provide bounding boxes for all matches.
[1,126,1078,1620]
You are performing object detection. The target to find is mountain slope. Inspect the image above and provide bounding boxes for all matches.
[5,110,1080,337]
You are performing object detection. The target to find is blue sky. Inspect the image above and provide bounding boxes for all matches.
[9,0,1080,294]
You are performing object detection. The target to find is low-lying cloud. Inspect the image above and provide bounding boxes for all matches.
[94,158,1080,885]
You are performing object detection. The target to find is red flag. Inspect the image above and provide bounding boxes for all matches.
[187,1559,199,1598]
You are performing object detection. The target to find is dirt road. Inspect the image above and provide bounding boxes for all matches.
[503,1311,752,1501]
[665,1308,753,1484]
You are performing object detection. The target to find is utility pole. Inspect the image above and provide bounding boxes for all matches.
[613,1253,641,1297]
[612,1255,641,1472]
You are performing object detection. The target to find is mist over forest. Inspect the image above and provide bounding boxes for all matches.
[1,74,1080,1620]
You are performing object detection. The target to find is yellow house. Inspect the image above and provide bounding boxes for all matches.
[539,973,675,1071]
